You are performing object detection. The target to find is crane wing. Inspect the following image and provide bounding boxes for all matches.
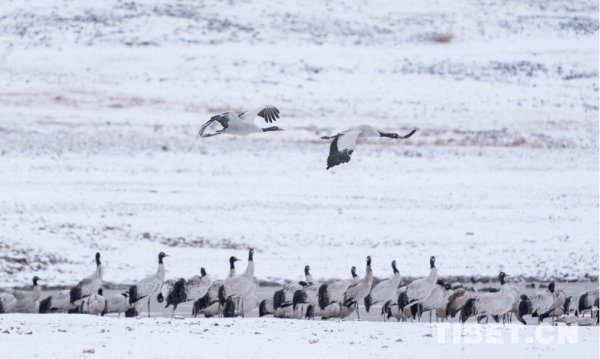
[239,105,280,124]
[199,114,230,137]
[326,129,361,170]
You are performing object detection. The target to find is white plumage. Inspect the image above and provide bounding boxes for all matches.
[185,267,213,302]
[0,292,17,313]
[343,256,374,319]
[540,289,569,323]
[313,266,361,319]
[529,283,557,321]
[520,282,570,324]
[11,276,42,313]
[129,252,168,317]
[157,278,178,304]
[399,256,438,311]
[199,106,282,137]
[365,260,401,317]
[576,288,599,317]
[69,252,104,307]
[268,265,313,318]
[81,289,107,316]
[460,272,515,323]
[192,279,227,318]
[105,291,135,316]
[418,281,453,322]
[163,268,215,318]
[221,249,257,317]
[291,266,357,319]
[321,125,417,169]
[292,282,321,318]
[444,288,472,319]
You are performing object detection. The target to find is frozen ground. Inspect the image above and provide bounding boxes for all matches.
[0,315,597,359]
[0,0,598,288]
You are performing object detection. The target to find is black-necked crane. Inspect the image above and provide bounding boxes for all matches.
[539,292,570,324]
[192,257,244,318]
[192,279,226,318]
[445,288,472,319]
[262,265,313,318]
[520,282,556,324]
[519,282,569,325]
[11,276,42,313]
[70,252,103,307]
[221,249,257,317]
[291,266,357,320]
[313,266,361,319]
[184,268,213,304]
[199,106,282,137]
[164,268,213,319]
[576,288,599,318]
[364,260,401,320]
[398,256,438,312]
[128,252,168,317]
[343,256,374,320]
[320,125,416,169]
[415,280,452,322]
[460,272,515,323]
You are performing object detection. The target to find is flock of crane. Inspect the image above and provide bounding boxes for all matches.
[197,105,417,169]
[0,250,598,326]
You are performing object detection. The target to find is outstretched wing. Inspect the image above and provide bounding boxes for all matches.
[326,129,361,170]
[239,105,280,124]
[199,114,230,137]
[399,128,417,139]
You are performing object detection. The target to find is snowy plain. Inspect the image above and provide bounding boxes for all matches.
[0,0,599,358]
[0,1,598,287]
[0,315,598,359]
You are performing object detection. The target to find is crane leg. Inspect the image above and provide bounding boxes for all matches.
[147,298,151,318]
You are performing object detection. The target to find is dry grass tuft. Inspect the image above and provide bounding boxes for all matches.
[428,32,454,43]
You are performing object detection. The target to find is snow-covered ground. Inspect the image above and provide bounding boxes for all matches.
[0,0,598,288]
[0,315,597,359]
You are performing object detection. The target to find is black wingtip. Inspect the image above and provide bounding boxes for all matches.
[38,296,52,314]
[223,299,236,317]
[259,300,268,317]
[364,294,372,313]
[401,128,417,139]
[326,150,352,170]
[326,134,353,170]
[69,286,82,304]
[460,298,477,323]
